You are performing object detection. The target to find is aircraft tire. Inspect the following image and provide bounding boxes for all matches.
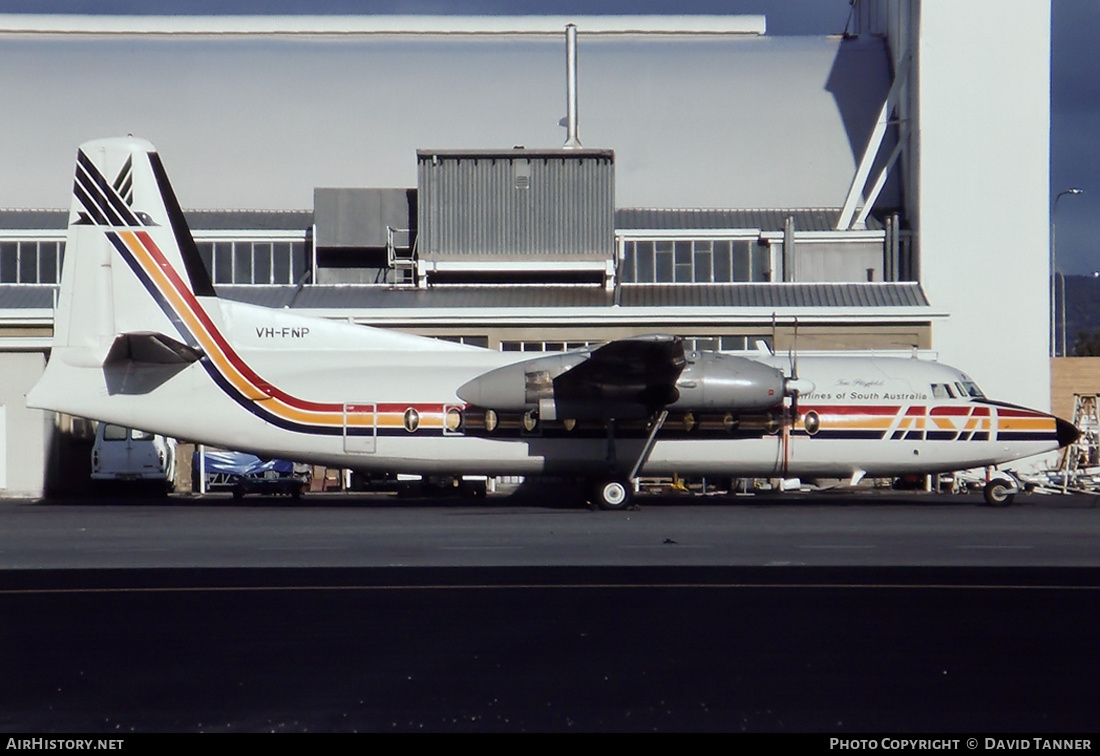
[593,478,631,511]
[983,480,1015,507]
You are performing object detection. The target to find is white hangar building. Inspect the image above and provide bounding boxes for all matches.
[0,2,1051,496]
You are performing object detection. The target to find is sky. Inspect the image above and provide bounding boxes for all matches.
[0,0,1096,274]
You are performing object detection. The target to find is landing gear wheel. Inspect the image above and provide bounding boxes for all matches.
[983,480,1015,507]
[593,478,631,511]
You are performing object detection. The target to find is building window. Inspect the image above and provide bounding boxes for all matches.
[620,239,768,283]
[500,341,594,352]
[197,240,308,285]
[435,335,490,348]
[682,336,772,352]
[500,337,768,354]
[0,240,63,284]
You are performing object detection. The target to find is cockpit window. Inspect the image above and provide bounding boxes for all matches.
[933,380,985,400]
[960,381,985,399]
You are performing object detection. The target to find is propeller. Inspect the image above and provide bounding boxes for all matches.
[780,318,815,474]
[776,314,813,401]
[784,317,814,416]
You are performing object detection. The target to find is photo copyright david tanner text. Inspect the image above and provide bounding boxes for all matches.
[829,739,1093,751]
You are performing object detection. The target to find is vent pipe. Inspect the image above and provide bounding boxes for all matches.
[564,23,582,148]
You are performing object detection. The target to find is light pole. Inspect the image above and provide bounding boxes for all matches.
[1052,187,1084,357]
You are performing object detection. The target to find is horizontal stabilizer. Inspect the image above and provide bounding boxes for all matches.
[104,331,203,366]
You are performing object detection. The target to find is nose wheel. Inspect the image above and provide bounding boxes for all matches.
[983,479,1016,506]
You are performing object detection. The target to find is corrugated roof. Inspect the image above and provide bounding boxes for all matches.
[0,210,67,230]
[0,284,56,309]
[615,208,885,232]
[218,285,614,310]
[619,283,927,308]
[418,149,615,160]
[217,282,929,311]
[183,210,312,232]
[1,206,887,234]
[0,208,311,232]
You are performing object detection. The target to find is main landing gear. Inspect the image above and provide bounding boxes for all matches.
[586,411,669,510]
[591,477,632,510]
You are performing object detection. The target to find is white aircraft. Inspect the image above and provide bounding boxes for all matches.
[26,137,1077,508]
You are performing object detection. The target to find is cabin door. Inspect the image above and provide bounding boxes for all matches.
[343,403,376,454]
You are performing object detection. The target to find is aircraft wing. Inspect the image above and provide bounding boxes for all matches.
[457,335,687,419]
[551,336,686,412]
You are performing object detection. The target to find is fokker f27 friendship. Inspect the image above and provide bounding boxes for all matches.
[26,138,1078,508]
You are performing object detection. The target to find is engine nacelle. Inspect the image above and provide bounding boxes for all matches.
[456,352,589,413]
[668,352,788,411]
[457,348,796,421]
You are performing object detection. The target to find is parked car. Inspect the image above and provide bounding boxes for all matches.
[91,423,176,492]
[192,449,310,499]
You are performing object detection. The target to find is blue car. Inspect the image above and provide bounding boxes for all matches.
[192,450,310,499]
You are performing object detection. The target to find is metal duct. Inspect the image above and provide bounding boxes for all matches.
[564,24,581,149]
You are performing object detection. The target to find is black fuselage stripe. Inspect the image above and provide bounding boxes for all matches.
[997,432,1058,442]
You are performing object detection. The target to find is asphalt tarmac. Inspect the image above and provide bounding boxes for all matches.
[3,489,1100,569]
[2,490,1098,733]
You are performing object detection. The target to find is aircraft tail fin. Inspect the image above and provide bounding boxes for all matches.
[28,137,222,414]
[50,137,217,361]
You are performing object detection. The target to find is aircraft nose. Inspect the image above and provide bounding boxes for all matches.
[1056,417,1080,449]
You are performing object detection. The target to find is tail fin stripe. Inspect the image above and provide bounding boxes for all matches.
[112,155,133,200]
[73,182,111,227]
[75,151,139,227]
[115,227,358,431]
[80,150,140,225]
[76,150,141,228]
[117,174,134,206]
[77,143,442,436]
[147,152,216,297]
[126,230,296,401]
[117,230,343,435]
[108,230,201,351]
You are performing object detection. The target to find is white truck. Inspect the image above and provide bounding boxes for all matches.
[91,423,176,492]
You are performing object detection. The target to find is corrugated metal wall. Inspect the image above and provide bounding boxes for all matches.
[314,188,414,248]
[417,150,614,262]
